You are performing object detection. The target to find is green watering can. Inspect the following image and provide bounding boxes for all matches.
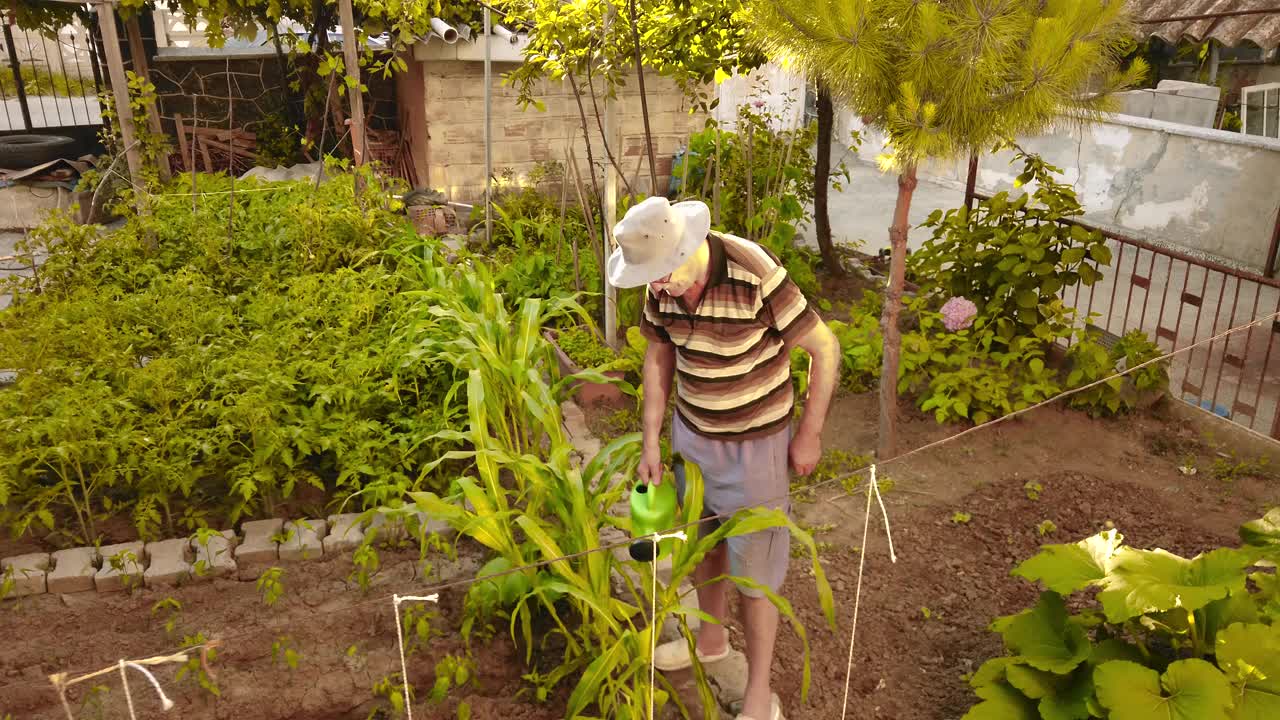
[628,477,679,562]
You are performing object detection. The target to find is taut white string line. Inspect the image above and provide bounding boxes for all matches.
[392,593,439,720]
[840,465,897,720]
[647,531,688,720]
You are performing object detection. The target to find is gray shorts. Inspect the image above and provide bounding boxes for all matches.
[671,414,792,598]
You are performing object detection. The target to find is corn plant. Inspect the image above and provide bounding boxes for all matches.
[400,326,835,719]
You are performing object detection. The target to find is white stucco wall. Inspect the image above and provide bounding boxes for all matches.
[839,112,1280,274]
[714,64,807,132]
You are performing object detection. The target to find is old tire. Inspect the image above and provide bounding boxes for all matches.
[0,134,76,169]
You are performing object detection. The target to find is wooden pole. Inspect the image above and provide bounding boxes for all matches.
[95,2,144,200]
[124,15,169,182]
[338,0,366,169]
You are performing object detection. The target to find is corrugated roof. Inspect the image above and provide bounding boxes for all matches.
[1128,1,1280,50]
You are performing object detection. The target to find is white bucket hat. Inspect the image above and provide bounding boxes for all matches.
[606,197,712,289]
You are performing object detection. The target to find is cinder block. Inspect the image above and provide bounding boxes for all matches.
[190,530,237,580]
[1,552,50,597]
[324,513,367,554]
[95,542,145,593]
[47,547,99,594]
[235,518,282,580]
[144,538,194,588]
[279,519,328,561]
[367,511,455,545]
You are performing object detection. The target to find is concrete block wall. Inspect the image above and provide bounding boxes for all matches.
[418,60,707,202]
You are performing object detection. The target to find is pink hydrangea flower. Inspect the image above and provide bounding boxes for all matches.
[940,296,978,332]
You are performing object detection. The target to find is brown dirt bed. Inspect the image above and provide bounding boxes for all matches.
[2,392,1278,719]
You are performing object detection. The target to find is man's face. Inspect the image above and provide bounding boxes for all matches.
[648,256,700,298]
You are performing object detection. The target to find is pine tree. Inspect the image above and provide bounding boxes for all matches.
[748,0,1147,458]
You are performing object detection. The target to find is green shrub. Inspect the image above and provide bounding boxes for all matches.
[1065,329,1169,417]
[554,325,616,369]
[961,509,1280,720]
[909,149,1112,345]
[0,169,464,543]
[896,296,1070,424]
[827,290,884,393]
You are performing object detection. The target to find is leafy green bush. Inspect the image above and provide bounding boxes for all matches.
[554,325,617,369]
[896,296,1071,424]
[1065,329,1169,417]
[909,149,1112,344]
[961,509,1280,720]
[827,290,884,393]
[0,169,464,543]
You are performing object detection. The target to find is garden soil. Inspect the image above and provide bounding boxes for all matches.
[2,393,1277,719]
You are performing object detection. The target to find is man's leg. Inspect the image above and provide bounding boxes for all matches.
[692,542,730,655]
[739,593,780,719]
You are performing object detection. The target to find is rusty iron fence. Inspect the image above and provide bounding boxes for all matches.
[1,18,105,132]
[969,189,1280,441]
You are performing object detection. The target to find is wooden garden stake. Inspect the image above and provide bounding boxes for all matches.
[95,2,144,204]
[124,15,169,182]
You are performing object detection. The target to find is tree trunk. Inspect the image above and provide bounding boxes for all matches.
[814,83,840,274]
[627,0,658,193]
[877,165,918,460]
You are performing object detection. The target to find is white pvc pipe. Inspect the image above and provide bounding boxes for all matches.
[493,24,520,45]
[429,17,459,43]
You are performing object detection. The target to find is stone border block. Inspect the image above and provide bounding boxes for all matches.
[190,530,237,580]
[235,518,283,580]
[279,519,327,561]
[324,513,366,554]
[143,538,194,588]
[1,552,50,597]
[47,547,100,594]
[95,542,145,593]
[368,510,456,547]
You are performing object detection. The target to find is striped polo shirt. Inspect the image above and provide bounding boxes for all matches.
[639,231,821,441]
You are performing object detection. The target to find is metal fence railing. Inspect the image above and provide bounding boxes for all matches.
[1,19,105,132]
[967,189,1280,441]
[1061,221,1280,440]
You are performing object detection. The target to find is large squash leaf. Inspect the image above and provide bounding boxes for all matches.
[1097,547,1252,623]
[960,681,1039,720]
[993,592,1091,674]
[1013,529,1123,595]
[1239,508,1280,548]
[1039,666,1094,720]
[1094,659,1233,720]
[1215,622,1280,720]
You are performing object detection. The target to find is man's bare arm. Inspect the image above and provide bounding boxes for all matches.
[789,320,840,475]
[639,340,676,483]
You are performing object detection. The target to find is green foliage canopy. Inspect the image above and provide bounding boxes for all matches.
[747,0,1148,169]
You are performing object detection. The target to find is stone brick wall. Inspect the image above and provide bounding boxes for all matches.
[418,60,707,202]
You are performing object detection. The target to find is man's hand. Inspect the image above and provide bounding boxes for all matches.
[638,440,664,485]
[789,429,821,476]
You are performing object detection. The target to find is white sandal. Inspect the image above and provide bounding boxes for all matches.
[733,693,784,720]
[651,638,732,671]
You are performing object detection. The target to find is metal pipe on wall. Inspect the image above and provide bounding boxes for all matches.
[429,17,459,44]
[493,24,520,45]
[483,7,492,245]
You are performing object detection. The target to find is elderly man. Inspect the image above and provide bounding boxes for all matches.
[607,196,840,720]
